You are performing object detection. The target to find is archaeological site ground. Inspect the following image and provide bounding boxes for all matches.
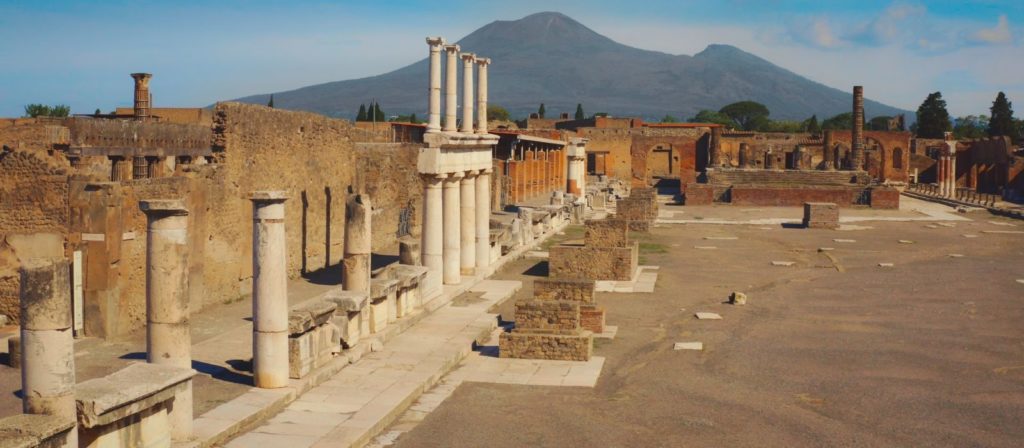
[1,8,1023,448]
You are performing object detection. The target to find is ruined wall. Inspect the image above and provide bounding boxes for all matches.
[355,143,424,246]
[0,118,69,151]
[0,148,71,322]
[957,137,1015,194]
[629,129,705,187]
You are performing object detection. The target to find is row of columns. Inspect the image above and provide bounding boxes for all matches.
[427,37,491,136]
[422,170,492,285]
[507,147,565,203]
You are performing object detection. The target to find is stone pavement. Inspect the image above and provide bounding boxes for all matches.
[657,196,970,225]
[223,280,522,448]
[595,265,659,293]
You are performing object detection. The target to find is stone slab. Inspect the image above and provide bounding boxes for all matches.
[75,362,195,428]
[695,312,722,320]
[673,342,703,351]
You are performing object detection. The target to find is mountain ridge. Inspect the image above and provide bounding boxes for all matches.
[230,11,908,122]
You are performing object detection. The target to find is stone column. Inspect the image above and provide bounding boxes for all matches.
[19,259,77,446]
[475,169,492,271]
[443,44,460,133]
[460,53,476,135]
[421,174,444,283]
[460,171,477,275]
[425,37,444,133]
[792,145,803,170]
[443,172,463,284]
[250,192,289,389]
[343,191,372,292]
[822,130,835,170]
[710,126,722,167]
[567,153,581,196]
[476,58,490,134]
[851,86,865,171]
[739,143,750,168]
[131,73,152,120]
[139,199,192,440]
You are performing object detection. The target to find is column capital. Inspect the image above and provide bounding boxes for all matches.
[476,57,490,66]
[448,171,466,180]
[443,44,460,53]
[421,173,447,183]
[461,53,476,63]
[426,36,445,47]
[250,190,289,204]
[479,168,493,174]
[139,199,189,217]
[464,169,480,177]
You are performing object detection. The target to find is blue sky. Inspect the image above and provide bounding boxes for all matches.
[1,0,1020,118]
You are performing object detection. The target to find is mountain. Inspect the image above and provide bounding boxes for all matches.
[230,12,909,122]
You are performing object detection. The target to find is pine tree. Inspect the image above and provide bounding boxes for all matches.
[575,104,585,120]
[538,103,546,119]
[988,92,1015,138]
[94,108,101,117]
[267,95,275,108]
[356,104,367,121]
[915,92,952,139]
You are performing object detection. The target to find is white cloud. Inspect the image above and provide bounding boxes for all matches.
[969,14,1012,45]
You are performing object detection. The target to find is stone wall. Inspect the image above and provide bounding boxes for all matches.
[533,278,595,303]
[498,330,593,362]
[513,300,581,331]
[548,243,639,281]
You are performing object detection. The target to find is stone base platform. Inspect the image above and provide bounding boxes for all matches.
[803,202,839,229]
[548,242,639,282]
[498,329,594,362]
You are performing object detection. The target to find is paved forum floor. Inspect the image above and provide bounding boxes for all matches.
[384,203,1024,447]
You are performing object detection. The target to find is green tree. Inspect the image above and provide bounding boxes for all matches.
[356,104,367,121]
[410,113,417,124]
[915,92,952,138]
[953,115,989,140]
[267,95,275,108]
[689,110,734,128]
[822,112,853,130]
[94,108,102,117]
[372,102,385,121]
[660,115,680,123]
[538,103,546,119]
[988,92,1015,139]
[763,120,803,133]
[804,115,821,134]
[575,104,585,120]
[487,104,511,122]
[23,104,69,118]
[868,116,892,131]
[718,101,770,131]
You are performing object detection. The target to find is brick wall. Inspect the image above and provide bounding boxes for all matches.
[549,243,638,281]
[584,219,630,248]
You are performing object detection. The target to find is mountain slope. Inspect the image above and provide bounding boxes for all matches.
[231,12,908,121]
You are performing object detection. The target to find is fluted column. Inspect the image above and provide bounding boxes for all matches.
[460,53,476,135]
[139,199,192,441]
[443,44,460,133]
[421,174,444,281]
[443,172,463,284]
[426,37,444,133]
[250,192,289,389]
[476,58,490,134]
[475,169,491,271]
[460,171,476,275]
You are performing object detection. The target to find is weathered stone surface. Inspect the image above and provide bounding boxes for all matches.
[579,304,606,334]
[549,243,639,281]
[499,330,593,361]
[369,278,399,301]
[75,363,194,428]
[803,202,839,229]
[18,259,72,331]
[673,342,703,351]
[6,336,19,368]
[695,312,722,320]
[324,289,368,313]
[584,219,630,248]
[0,414,75,448]
[533,278,596,303]
[514,300,581,331]
[398,236,421,266]
[730,292,747,305]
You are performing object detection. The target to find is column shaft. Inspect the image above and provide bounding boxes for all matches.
[250,192,289,389]
[476,59,490,134]
[421,176,444,277]
[343,192,372,292]
[442,173,462,284]
[140,199,192,440]
[460,172,476,274]
[475,170,491,271]
[426,37,444,133]
[443,45,460,133]
[460,54,475,134]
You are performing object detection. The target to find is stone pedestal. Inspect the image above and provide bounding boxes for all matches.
[325,290,368,349]
[139,199,192,441]
[803,202,839,229]
[499,301,592,361]
[19,259,77,447]
[343,191,372,292]
[250,192,289,389]
[287,300,337,379]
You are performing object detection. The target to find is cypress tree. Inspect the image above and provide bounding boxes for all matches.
[373,102,385,121]
[805,115,820,134]
[988,92,1015,138]
[915,92,952,138]
[410,113,417,124]
[356,104,367,121]
[575,104,585,120]
[267,94,274,108]
[538,103,546,119]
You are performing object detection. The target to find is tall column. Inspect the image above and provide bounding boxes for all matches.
[822,130,835,170]
[460,53,476,135]
[19,259,78,447]
[442,172,463,284]
[475,169,491,271]
[425,37,444,133]
[476,58,490,134]
[139,199,192,440]
[131,72,152,120]
[851,86,865,171]
[250,192,289,389]
[792,145,803,170]
[443,44,460,133]
[421,175,444,283]
[739,143,750,168]
[710,126,722,167]
[460,171,477,275]
[343,190,372,292]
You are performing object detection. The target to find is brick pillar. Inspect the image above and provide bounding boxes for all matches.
[851,86,865,171]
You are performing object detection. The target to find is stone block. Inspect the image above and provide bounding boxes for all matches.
[514,300,581,332]
[287,300,336,335]
[398,236,421,266]
[548,242,639,281]
[75,363,194,429]
[579,304,605,334]
[584,219,630,248]
[6,336,19,368]
[533,278,596,303]
[499,330,593,361]
[0,414,75,448]
[369,298,388,334]
[684,183,714,205]
[802,202,839,229]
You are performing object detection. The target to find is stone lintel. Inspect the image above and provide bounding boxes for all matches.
[138,199,188,215]
[75,363,195,428]
[250,190,289,202]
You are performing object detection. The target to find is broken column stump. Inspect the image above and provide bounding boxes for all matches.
[803,202,839,229]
